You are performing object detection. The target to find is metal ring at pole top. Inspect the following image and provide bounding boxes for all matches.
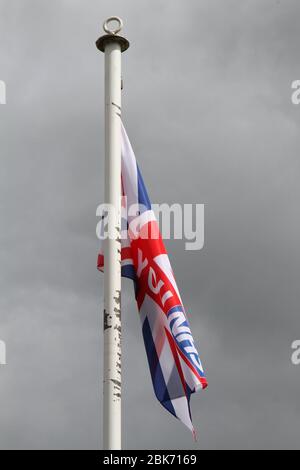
[96,17,129,53]
[103,16,123,35]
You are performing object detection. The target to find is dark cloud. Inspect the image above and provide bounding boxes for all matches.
[0,0,299,449]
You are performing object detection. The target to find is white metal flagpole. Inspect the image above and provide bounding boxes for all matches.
[96,17,129,451]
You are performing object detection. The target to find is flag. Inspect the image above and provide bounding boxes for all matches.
[98,123,207,434]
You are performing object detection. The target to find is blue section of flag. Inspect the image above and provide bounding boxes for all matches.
[142,317,176,417]
[121,264,136,281]
[137,165,152,212]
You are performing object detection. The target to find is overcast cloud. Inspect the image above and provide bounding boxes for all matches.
[0,0,300,450]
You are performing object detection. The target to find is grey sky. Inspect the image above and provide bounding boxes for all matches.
[0,0,300,449]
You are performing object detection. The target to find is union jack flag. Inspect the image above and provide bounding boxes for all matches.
[98,123,207,434]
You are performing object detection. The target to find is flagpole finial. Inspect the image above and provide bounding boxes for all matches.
[103,17,123,35]
[96,16,130,53]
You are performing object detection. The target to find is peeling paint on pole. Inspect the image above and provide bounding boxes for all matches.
[104,309,112,330]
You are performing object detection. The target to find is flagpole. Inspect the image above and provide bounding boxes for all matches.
[96,17,129,450]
